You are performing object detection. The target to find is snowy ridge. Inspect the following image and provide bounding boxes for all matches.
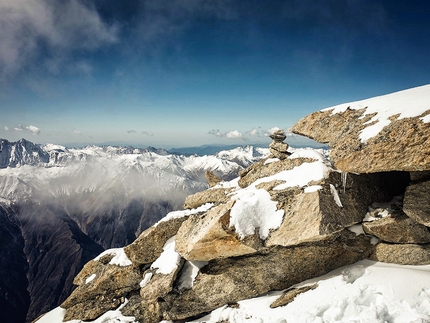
[322,84,430,142]
[0,139,270,203]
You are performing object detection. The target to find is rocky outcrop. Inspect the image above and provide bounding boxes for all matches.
[291,86,430,173]
[35,85,430,323]
[52,146,417,323]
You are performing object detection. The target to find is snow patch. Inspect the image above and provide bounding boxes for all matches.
[329,184,343,207]
[156,203,214,226]
[230,188,284,239]
[95,248,132,267]
[140,272,153,288]
[176,260,209,291]
[85,274,96,284]
[264,158,279,165]
[35,300,136,323]
[151,236,181,275]
[304,185,323,193]
[421,113,430,123]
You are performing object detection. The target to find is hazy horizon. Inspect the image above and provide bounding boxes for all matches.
[1,0,430,147]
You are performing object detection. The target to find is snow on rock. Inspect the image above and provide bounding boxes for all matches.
[150,236,182,275]
[256,160,330,191]
[139,273,153,288]
[230,188,284,239]
[322,84,430,142]
[176,260,209,291]
[35,300,137,323]
[95,248,132,267]
[85,274,96,284]
[329,184,343,208]
[156,203,214,226]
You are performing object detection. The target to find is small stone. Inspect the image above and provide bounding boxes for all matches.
[269,130,287,142]
[270,283,318,308]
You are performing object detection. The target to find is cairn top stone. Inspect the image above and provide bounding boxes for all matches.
[269,129,287,142]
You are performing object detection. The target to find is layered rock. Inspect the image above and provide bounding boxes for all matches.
[268,129,291,159]
[291,85,430,173]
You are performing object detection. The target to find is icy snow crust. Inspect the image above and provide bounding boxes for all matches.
[322,84,430,142]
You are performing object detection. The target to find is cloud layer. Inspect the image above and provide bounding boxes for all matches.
[0,0,118,78]
[208,127,291,141]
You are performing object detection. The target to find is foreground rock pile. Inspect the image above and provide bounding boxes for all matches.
[36,85,430,323]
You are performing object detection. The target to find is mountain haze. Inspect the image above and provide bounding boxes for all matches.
[0,139,269,323]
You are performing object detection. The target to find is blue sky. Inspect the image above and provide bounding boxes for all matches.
[1,0,430,149]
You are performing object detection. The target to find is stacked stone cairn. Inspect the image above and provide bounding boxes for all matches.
[269,129,291,159]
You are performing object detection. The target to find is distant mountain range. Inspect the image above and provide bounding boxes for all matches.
[0,138,270,323]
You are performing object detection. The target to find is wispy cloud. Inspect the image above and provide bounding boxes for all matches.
[127,130,153,136]
[12,124,41,135]
[209,127,292,141]
[208,129,247,140]
[0,0,119,78]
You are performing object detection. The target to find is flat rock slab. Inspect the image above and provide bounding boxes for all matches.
[369,242,430,265]
[363,214,430,244]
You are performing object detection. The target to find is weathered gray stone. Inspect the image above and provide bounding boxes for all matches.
[124,217,187,266]
[369,243,430,265]
[175,201,260,261]
[363,214,430,244]
[166,231,372,321]
[183,188,231,209]
[61,260,141,321]
[403,180,430,227]
[269,129,287,142]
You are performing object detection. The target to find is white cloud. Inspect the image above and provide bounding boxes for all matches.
[208,129,247,140]
[11,124,40,134]
[26,125,40,134]
[208,129,224,137]
[4,126,9,131]
[74,130,82,135]
[0,0,119,78]
[225,130,244,139]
